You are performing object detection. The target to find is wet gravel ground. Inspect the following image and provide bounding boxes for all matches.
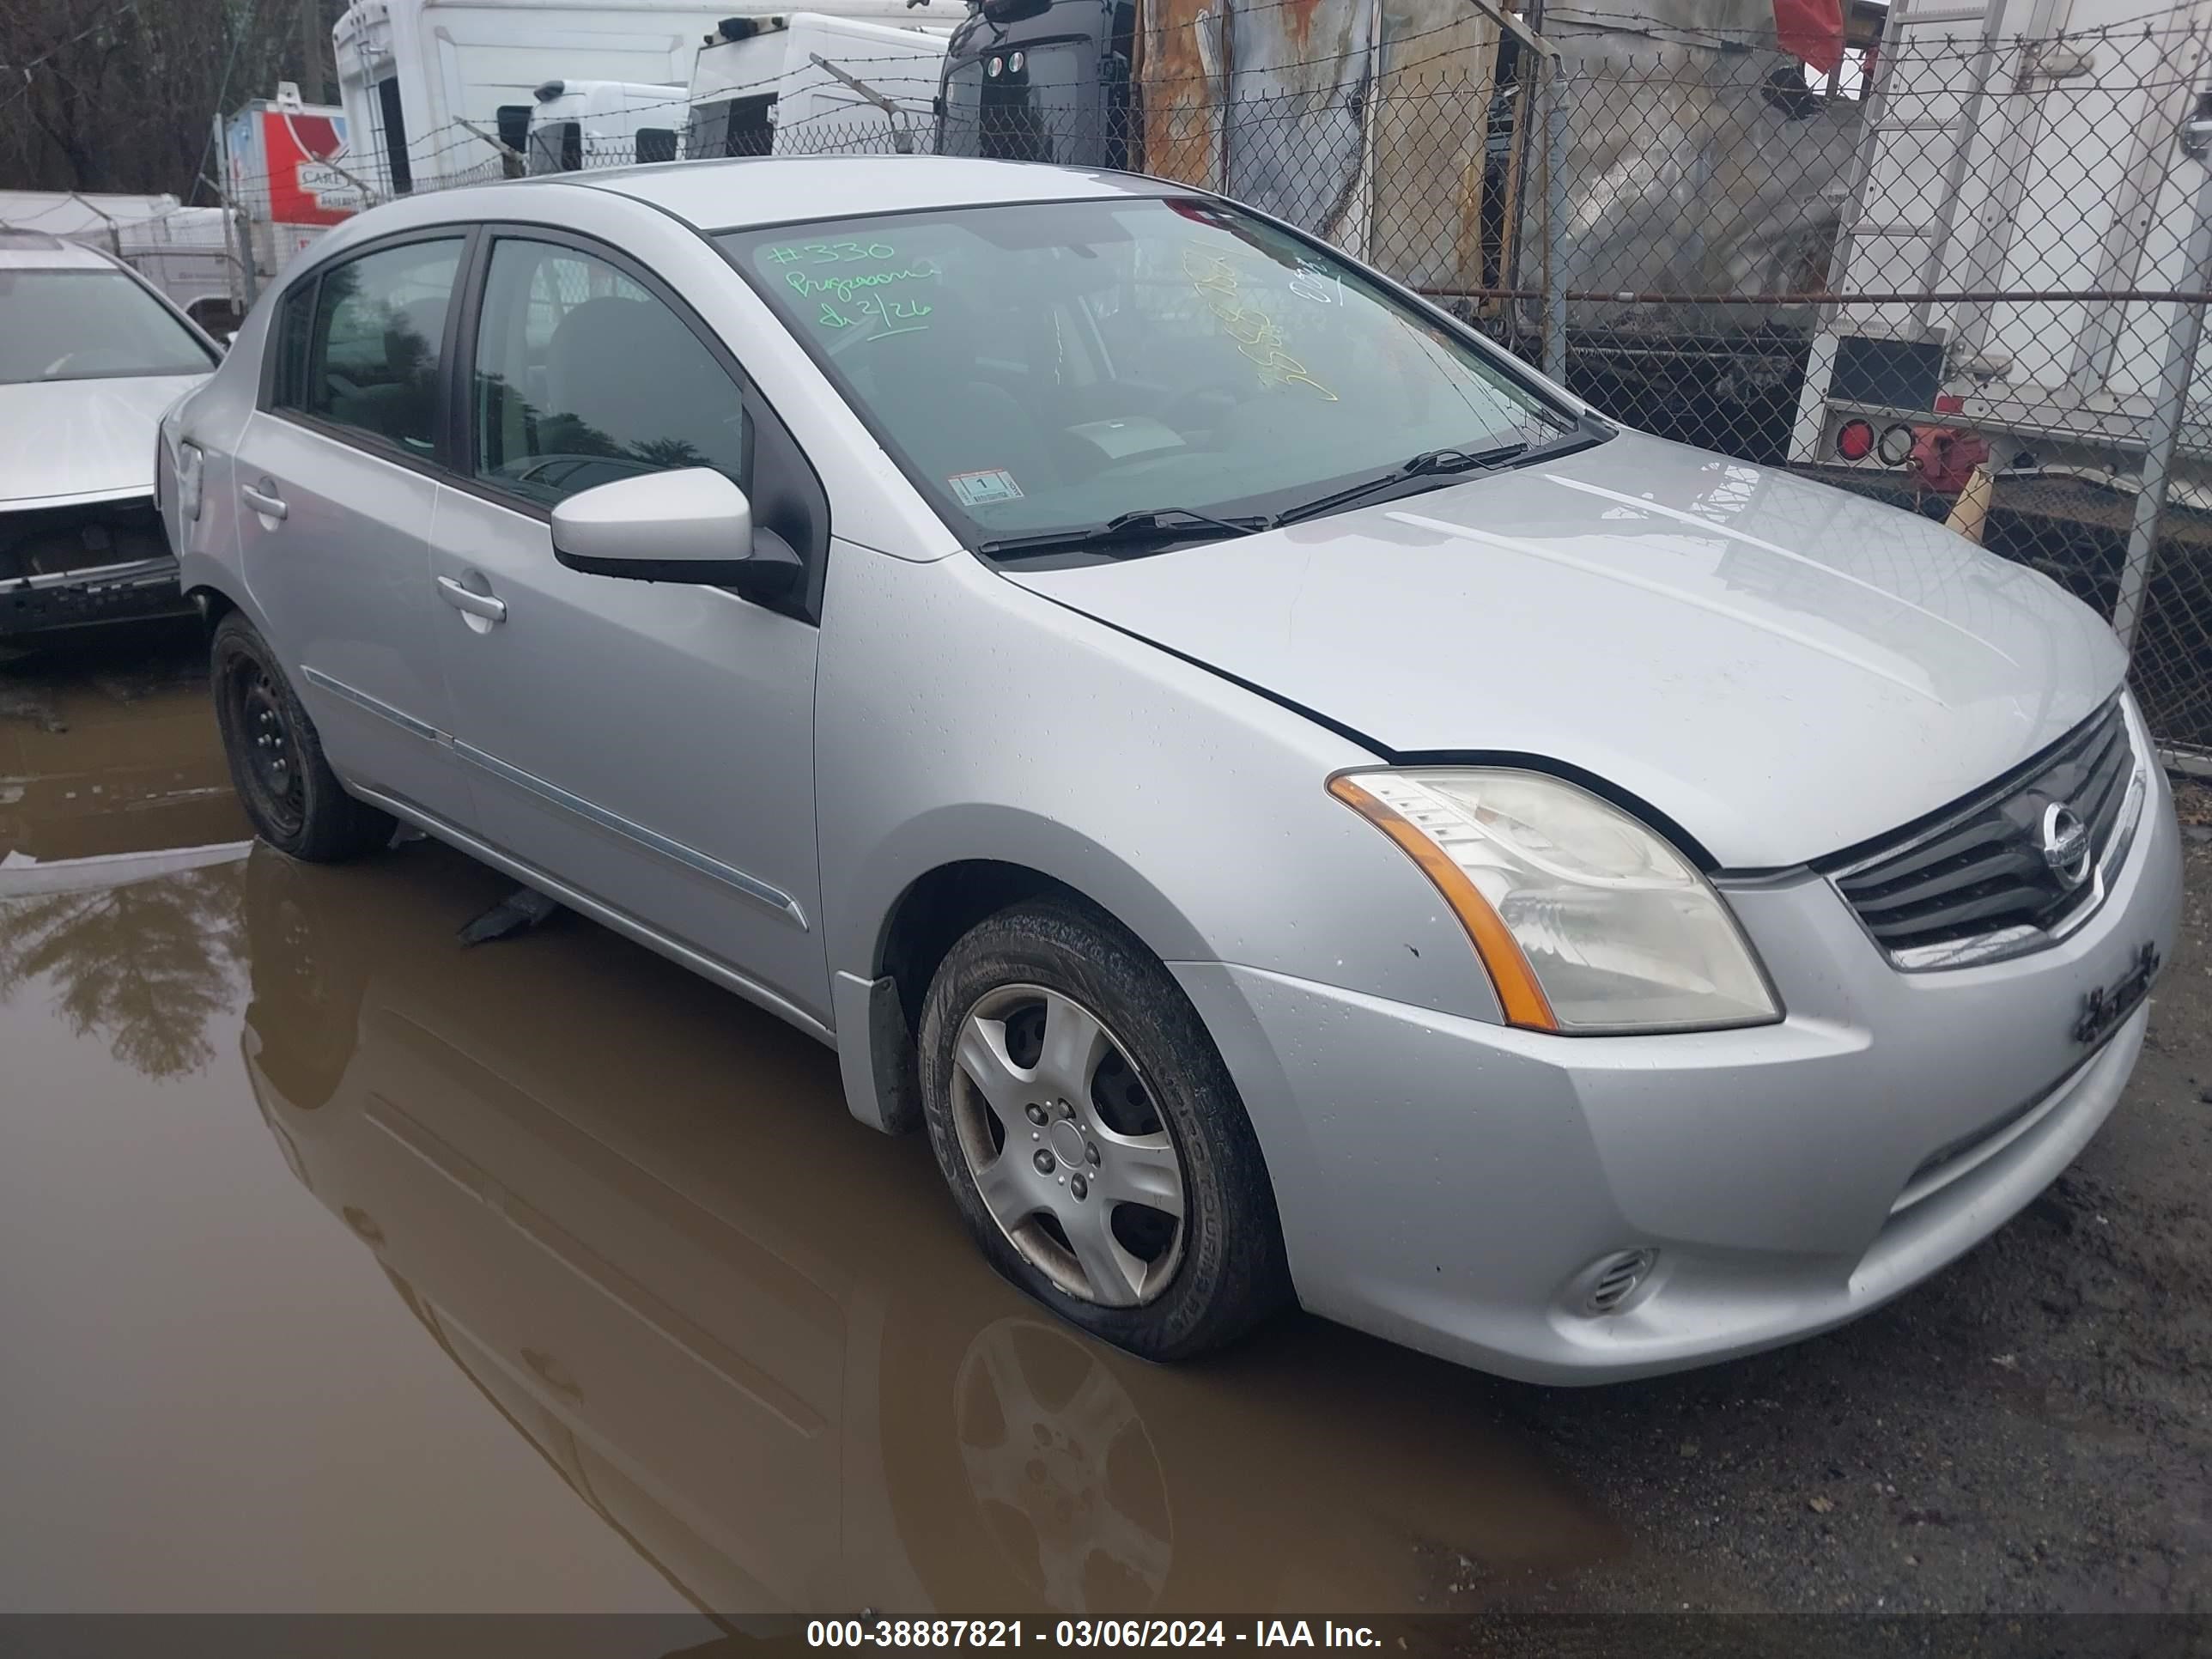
[1471,786,2212,1617]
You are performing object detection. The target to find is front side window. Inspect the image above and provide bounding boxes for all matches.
[719,198,1572,550]
[278,238,463,456]
[471,238,750,509]
[0,270,216,386]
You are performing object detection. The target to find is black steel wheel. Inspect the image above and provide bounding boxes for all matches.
[211,611,393,862]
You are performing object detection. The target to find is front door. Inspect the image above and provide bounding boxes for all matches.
[429,233,830,1026]
[234,234,475,830]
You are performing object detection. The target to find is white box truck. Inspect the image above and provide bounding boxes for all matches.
[0,192,237,328]
[333,0,947,191]
[223,87,363,312]
[524,78,690,172]
[333,0,734,191]
[1791,0,2212,490]
[688,9,952,158]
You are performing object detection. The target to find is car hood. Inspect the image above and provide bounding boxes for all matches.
[0,374,207,507]
[1001,434,2128,868]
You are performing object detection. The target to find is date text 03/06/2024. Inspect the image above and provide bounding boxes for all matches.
[805,1621,1385,1650]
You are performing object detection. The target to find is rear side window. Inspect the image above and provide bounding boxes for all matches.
[276,238,463,457]
[470,237,750,509]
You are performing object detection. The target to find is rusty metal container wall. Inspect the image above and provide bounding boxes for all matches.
[1138,0,1224,190]
[1546,0,1861,331]
[1220,0,1378,240]
[1367,0,1499,289]
[1138,0,1498,258]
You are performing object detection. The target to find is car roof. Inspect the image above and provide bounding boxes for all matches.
[337,155,1178,250]
[569,155,1177,231]
[0,230,123,272]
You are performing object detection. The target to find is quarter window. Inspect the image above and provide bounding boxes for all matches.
[471,238,751,508]
[276,237,463,457]
[271,279,317,407]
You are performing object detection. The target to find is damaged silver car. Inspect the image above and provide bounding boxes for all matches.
[0,231,219,644]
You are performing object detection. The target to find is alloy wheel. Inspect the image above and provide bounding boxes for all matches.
[950,984,1188,1308]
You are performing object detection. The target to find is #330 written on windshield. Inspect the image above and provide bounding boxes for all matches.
[763,240,939,339]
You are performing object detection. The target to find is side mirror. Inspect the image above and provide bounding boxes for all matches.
[550,467,802,602]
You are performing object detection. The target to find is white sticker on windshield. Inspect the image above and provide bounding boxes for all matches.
[947,469,1024,507]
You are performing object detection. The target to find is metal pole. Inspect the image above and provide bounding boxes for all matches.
[214,112,258,312]
[2113,116,2212,654]
[297,0,326,106]
[1542,49,1568,377]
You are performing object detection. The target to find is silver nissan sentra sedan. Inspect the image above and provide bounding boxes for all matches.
[158,155,2183,1383]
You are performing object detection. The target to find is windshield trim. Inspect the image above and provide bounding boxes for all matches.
[709,194,1592,554]
[0,267,219,386]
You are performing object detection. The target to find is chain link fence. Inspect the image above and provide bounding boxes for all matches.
[205,1,2212,762]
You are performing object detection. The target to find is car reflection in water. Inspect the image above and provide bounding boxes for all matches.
[240,841,1623,1620]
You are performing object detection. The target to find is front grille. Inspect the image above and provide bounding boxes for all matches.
[1826,700,2136,963]
[0,496,166,583]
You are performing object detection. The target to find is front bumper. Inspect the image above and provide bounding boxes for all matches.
[1175,763,2184,1385]
[0,556,191,639]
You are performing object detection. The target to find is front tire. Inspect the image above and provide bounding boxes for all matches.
[211,611,392,862]
[918,899,1289,1360]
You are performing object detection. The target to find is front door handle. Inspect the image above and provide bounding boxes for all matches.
[240,482,288,520]
[436,574,507,624]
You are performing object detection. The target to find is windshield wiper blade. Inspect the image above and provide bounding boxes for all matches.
[1271,441,1531,528]
[975,507,1271,559]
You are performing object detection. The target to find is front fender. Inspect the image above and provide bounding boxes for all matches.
[816,544,1508,1025]
[848,800,1214,978]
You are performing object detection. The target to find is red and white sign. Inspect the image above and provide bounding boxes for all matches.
[227,102,362,227]
[263,110,356,225]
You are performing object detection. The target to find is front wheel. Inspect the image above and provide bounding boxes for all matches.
[918,899,1289,1360]
[211,611,393,862]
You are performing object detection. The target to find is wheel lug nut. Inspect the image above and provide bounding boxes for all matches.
[1032,1150,1054,1175]
[1085,1144,1101,1165]
[1024,1103,1048,1126]
[1070,1175,1088,1200]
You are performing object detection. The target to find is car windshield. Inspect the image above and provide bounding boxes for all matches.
[0,270,216,386]
[718,197,1579,551]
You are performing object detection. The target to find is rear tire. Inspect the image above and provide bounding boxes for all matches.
[918,898,1290,1360]
[211,611,392,863]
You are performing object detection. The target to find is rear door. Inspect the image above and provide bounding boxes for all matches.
[234,234,477,830]
[428,228,832,1026]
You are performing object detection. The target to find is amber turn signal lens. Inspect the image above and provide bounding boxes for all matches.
[1328,775,1559,1031]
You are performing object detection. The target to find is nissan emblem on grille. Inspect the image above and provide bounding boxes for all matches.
[2040,801,2094,891]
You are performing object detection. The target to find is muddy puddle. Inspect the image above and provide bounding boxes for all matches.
[1,633,1623,1616]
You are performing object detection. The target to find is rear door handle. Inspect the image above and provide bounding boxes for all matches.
[240,483,288,520]
[436,574,507,624]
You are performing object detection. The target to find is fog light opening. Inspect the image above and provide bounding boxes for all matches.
[1578,1248,1659,1316]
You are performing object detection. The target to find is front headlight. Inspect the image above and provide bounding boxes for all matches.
[1330,768,1780,1034]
